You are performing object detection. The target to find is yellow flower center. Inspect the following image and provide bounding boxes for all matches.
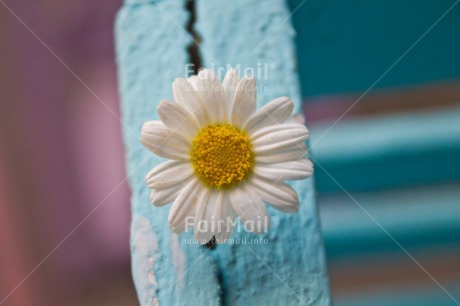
[190,123,254,189]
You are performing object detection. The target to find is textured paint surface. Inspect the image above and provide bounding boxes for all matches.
[116,1,221,305]
[116,0,331,305]
[195,0,331,305]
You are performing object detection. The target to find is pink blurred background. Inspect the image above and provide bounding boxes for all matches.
[0,1,138,305]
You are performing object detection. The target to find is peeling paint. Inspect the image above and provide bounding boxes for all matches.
[132,215,160,306]
[170,234,186,289]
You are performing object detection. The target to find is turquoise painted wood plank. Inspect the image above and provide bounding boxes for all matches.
[116,0,331,304]
[288,0,460,97]
[115,1,221,305]
[319,183,460,259]
[337,281,460,306]
[196,0,331,305]
[311,107,460,193]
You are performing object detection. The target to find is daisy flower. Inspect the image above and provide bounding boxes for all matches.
[141,69,312,243]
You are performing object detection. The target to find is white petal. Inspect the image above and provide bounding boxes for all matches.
[168,179,201,233]
[230,76,256,127]
[255,144,307,163]
[254,159,313,181]
[173,78,210,127]
[252,123,308,154]
[149,185,181,207]
[187,75,199,89]
[223,69,240,119]
[146,160,194,189]
[250,123,305,141]
[197,68,218,80]
[248,176,299,213]
[157,100,199,141]
[214,209,236,243]
[195,191,236,244]
[141,121,190,160]
[194,189,214,243]
[244,97,294,134]
[195,69,226,123]
[229,185,269,234]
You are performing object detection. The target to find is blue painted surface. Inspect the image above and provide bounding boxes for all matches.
[196,0,331,304]
[310,107,460,193]
[116,1,221,305]
[288,0,460,97]
[282,1,460,304]
[116,0,331,305]
[319,182,460,259]
[338,281,460,306]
